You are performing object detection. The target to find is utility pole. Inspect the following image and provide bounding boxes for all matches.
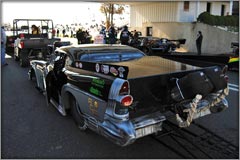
[195,0,200,21]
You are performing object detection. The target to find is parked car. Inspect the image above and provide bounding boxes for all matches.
[11,19,61,67]
[129,36,186,55]
[231,41,239,56]
[29,44,229,146]
[228,42,239,71]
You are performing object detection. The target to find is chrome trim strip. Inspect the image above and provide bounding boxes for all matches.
[106,78,130,120]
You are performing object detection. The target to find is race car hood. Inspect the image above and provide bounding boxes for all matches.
[113,56,201,79]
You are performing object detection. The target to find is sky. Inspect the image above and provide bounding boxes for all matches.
[2,2,106,25]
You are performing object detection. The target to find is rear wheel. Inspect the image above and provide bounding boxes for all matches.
[70,96,87,131]
[19,49,29,67]
[28,68,35,81]
[143,46,152,55]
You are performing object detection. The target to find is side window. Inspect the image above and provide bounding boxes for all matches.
[89,53,120,62]
[206,2,211,13]
[184,1,190,12]
[79,54,89,61]
[121,52,144,61]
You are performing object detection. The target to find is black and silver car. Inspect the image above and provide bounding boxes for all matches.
[129,36,186,55]
[29,44,229,146]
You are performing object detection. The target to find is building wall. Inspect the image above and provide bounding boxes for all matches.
[129,1,238,54]
[130,1,232,27]
[134,22,238,54]
[210,2,230,15]
[130,2,178,28]
[177,1,199,22]
[175,1,231,22]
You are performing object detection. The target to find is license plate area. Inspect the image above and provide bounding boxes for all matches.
[132,111,166,139]
[135,123,162,138]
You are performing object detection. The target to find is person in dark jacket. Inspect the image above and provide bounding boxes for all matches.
[99,26,106,44]
[196,31,203,55]
[108,25,116,44]
[62,29,66,37]
[120,26,131,45]
[57,29,60,37]
[76,29,85,44]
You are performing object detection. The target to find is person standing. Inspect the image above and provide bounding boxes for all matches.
[196,31,203,55]
[71,30,73,38]
[57,29,60,37]
[108,25,116,44]
[31,25,40,34]
[99,26,106,44]
[1,26,7,66]
[133,30,139,44]
[62,29,66,37]
[120,26,131,45]
[133,30,139,40]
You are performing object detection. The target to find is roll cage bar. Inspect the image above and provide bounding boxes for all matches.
[12,19,54,36]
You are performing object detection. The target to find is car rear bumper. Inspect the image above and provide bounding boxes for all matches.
[94,111,166,146]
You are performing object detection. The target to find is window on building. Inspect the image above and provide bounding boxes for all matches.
[146,27,152,36]
[184,1,190,12]
[221,5,225,16]
[206,2,211,13]
[232,1,239,16]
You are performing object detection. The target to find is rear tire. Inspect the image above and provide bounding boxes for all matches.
[28,68,35,80]
[143,46,152,55]
[19,49,29,67]
[70,96,87,131]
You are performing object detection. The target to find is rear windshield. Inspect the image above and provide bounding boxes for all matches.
[79,51,145,63]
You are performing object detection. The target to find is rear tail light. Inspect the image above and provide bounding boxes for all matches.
[20,41,24,48]
[119,81,129,95]
[113,79,133,116]
[52,29,56,36]
[115,95,133,115]
[120,95,133,107]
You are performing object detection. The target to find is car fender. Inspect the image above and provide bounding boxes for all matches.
[61,83,108,122]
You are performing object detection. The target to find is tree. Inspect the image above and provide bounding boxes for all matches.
[100,3,125,29]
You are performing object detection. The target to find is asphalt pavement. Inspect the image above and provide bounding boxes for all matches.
[1,54,239,159]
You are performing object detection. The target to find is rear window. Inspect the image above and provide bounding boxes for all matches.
[79,51,144,63]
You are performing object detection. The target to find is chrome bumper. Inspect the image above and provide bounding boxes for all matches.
[93,111,166,146]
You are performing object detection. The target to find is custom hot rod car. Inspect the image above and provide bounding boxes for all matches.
[129,36,186,55]
[28,44,229,146]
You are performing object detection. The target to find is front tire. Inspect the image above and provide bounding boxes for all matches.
[70,96,87,131]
